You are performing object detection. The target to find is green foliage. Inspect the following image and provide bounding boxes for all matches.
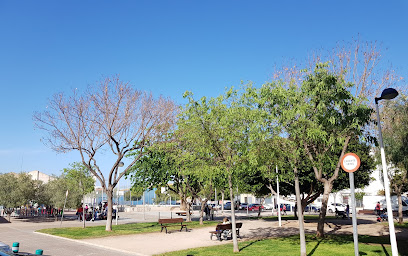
[355,192,366,201]
[381,94,408,193]
[62,162,95,196]
[123,187,143,201]
[0,173,36,214]
[39,163,95,209]
[43,176,71,208]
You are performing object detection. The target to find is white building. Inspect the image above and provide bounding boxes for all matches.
[28,170,55,184]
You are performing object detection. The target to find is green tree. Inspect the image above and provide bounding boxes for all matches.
[180,87,256,252]
[0,173,35,221]
[127,146,194,220]
[63,162,95,228]
[297,64,372,237]
[43,177,71,209]
[124,187,143,202]
[381,94,408,224]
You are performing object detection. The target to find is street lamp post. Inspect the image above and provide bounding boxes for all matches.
[116,162,124,225]
[375,88,399,256]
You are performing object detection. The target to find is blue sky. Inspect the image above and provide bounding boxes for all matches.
[0,1,407,179]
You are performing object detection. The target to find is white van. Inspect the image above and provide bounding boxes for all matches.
[380,196,408,214]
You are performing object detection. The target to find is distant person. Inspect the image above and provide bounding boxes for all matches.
[283,204,287,215]
[204,204,210,220]
[346,204,350,219]
[375,202,381,216]
[222,217,230,224]
[210,206,214,220]
[76,207,83,221]
[377,212,388,222]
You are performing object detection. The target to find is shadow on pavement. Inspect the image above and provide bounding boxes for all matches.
[0,216,10,223]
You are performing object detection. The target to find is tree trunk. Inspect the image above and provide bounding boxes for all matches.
[105,188,113,231]
[294,167,306,256]
[199,200,206,225]
[397,192,403,224]
[317,181,331,237]
[221,191,225,213]
[186,201,192,222]
[179,192,187,211]
[228,174,239,253]
[258,197,264,217]
[82,195,86,228]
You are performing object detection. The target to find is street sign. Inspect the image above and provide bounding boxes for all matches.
[341,153,361,173]
[341,152,361,256]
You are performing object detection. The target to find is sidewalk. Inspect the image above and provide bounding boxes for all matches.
[80,215,396,255]
[1,211,404,256]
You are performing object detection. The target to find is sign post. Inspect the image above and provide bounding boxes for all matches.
[60,190,69,227]
[341,153,361,256]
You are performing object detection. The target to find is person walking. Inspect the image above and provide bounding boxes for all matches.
[375,202,381,216]
[346,204,350,219]
[210,206,214,220]
[283,204,287,215]
[204,204,210,220]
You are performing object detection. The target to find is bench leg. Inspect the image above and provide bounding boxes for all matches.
[161,226,168,234]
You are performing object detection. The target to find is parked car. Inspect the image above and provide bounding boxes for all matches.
[223,202,238,210]
[209,203,221,210]
[239,203,248,210]
[380,196,408,215]
[263,203,274,210]
[327,203,345,213]
[248,204,264,211]
[305,205,320,212]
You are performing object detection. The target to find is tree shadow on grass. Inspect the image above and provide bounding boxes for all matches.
[307,239,322,256]
[239,239,263,252]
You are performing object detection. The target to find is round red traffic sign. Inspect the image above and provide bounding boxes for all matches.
[341,153,360,173]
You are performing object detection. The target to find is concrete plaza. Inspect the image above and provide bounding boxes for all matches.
[0,210,405,256]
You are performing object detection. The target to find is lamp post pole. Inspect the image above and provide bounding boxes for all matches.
[116,162,124,226]
[375,88,399,256]
[276,165,281,227]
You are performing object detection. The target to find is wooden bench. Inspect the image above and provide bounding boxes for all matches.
[158,218,187,234]
[209,223,242,241]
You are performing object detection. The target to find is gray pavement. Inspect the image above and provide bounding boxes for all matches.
[1,210,402,256]
[0,216,138,256]
[0,209,271,256]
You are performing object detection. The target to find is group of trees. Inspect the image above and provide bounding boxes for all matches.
[127,64,376,253]
[381,95,408,224]
[32,39,407,254]
[0,163,94,222]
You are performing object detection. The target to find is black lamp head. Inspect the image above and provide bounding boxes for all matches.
[380,88,399,100]
[375,88,399,103]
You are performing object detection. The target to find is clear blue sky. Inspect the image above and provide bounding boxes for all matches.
[1,1,407,178]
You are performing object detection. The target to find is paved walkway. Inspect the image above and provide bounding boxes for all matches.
[0,211,406,256]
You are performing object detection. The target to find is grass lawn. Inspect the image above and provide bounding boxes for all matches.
[157,235,393,256]
[395,221,408,228]
[37,220,218,239]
